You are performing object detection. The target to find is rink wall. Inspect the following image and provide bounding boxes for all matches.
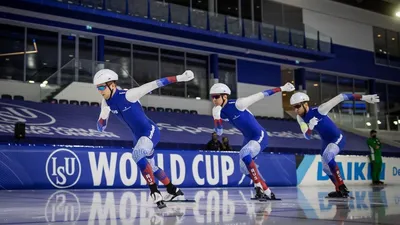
[297,155,400,186]
[1,145,400,189]
[0,145,297,189]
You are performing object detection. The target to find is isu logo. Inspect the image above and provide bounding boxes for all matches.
[46,149,81,189]
[0,102,56,125]
[45,190,81,224]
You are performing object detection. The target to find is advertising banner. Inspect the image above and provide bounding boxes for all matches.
[0,145,297,189]
[0,99,387,154]
[297,155,400,185]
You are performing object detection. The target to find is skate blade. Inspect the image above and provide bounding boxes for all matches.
[251,197,282,201]
[164,199,196,203]
[157,203,167,209]
[259,198,282,201]
[325,196,354,200]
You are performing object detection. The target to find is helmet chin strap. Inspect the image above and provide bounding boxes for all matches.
[106,83,115,100]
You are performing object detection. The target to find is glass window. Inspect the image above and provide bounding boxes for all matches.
[104,40,131,89]
[160,49,185,97]
[261,0,283,26]
[320,74,337,104]
[388,84,400,130]
[166,0,190,7]
[61,35,75,66]
[0,24,25,81]
[254,0,262,22]
[376,82,388,130]
[81,0,103,9]
[354,79,368,128]
[218,58,237,98]
[373,27,388,65]
[25,28,58,84]
[60,35,76,85]
[132,45,159,90]
[337,77,353,116]
[192,0,208,11]
[305,71,320,106]
[386,30,400,67]
[78,37,94,83]
[282,4,303,30]
[106,0,126,14]
[281,69,294,110]
[217,0,238,17]
[186,53,208,99]
[388,84,400,116]
[79,38,93,61]
[241,0,252,20]
[128,0,148,18]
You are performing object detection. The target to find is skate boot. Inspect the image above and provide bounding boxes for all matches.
[338,184,349,198]
[151,191,166,209]
[254,182,268,200]
[164,187,185,201]
[328,191,343,198]
[254,182,277,200]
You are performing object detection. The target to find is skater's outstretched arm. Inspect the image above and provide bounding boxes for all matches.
[235,82,295,111]
[213,106,223,136]
[318,94,379,115]
[125,70,194,103]
[97,98,110,132]
[297,115,312,140]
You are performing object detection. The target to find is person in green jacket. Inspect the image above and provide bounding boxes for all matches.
[367,130,384,185]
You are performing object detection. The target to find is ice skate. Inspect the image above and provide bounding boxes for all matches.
[164,187,185,202]
[151,191,166,209]
[253,183,281,201]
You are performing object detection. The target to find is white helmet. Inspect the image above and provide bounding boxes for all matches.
[93,69,118,85]
[210,83,231,95]
[290,92,310,105]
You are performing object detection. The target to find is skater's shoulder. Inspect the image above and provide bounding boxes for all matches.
[227,99,237,104]
[222,99,237,110]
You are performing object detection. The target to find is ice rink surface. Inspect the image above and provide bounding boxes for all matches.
[0,185,399,225]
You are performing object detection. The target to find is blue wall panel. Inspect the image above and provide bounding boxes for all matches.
[308,45,400,82]
[237,60,281,86]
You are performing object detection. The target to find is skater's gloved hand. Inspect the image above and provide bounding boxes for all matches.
[100,106,111,119]
[361,94,380,104]
[176,70,194,82]
[308,117,319,130]
[280,82,295,92]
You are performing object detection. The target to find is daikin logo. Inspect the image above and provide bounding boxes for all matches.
[317,161,385,181]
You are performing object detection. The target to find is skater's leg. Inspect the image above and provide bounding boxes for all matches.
[132,137,157,188]
[322,160,338,191]
[240,140,271,197]
[146,151,184,200]
[322,143,344,187]
[133,137,166,207]
[149,156,180,193]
